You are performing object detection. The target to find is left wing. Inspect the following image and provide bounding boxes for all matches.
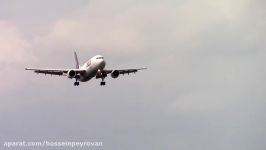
[25,68,86,76]
[103,68,147,75]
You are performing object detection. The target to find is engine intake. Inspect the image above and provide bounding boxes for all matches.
[111,70,119,78]
[67,70,76,78]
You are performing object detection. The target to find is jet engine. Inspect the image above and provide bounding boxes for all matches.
[67,70,76,78]
[111,70,119,78]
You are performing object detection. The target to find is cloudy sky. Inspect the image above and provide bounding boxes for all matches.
[0,0,265,149]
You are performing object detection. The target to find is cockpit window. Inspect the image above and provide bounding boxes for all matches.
[96,57,104,59]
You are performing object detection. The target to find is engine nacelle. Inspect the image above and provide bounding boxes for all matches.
[67,70,76,78]
[111,70,119,78]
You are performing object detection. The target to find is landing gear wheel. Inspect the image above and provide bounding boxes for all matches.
[100,76,106,86]
[74,82,79,86]
[100,81,106,86]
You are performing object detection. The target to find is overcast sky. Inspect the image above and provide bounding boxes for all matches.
[0,0,266,149]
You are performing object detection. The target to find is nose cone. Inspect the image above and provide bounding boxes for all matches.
[99,59,106,69]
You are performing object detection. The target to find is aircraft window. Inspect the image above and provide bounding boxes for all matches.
[86,60,91,67]
[96,57,104,59]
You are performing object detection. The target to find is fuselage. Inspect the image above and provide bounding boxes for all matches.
[79,55,106,82]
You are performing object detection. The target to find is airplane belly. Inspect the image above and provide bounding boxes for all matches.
[79,68,98,82]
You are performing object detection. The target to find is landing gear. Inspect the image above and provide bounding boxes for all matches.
[100,81,105,86]
[74,77,79,86]
[74,81,79,86]
[100,77,106,86]
[96,69,107,86]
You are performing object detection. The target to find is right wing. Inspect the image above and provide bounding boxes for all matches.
[26,51,85,76]
[25,68,86,76]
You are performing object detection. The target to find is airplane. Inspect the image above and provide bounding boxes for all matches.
[25,52,147,86]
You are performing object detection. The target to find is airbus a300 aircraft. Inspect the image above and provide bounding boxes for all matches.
[25,52,146,86]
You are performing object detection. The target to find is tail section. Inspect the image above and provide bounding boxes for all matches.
[74,51,80,69]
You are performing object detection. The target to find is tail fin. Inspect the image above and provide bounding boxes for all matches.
[74,51,80,69]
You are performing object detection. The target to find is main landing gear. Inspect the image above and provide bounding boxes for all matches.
[74,78,79,86]
[74,81,79,86]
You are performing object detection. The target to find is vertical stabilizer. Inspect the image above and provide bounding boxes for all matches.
[74,51,80,69]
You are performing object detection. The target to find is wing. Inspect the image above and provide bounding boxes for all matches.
[25,68,86,76]
[103,68,147,75]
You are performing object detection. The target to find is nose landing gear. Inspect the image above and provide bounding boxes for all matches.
[96,69,107,86]
[100,76,106,86]
[100,81,105,86]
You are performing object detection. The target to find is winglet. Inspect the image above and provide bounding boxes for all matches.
[138,67,147,70]
[74,51,80,69]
